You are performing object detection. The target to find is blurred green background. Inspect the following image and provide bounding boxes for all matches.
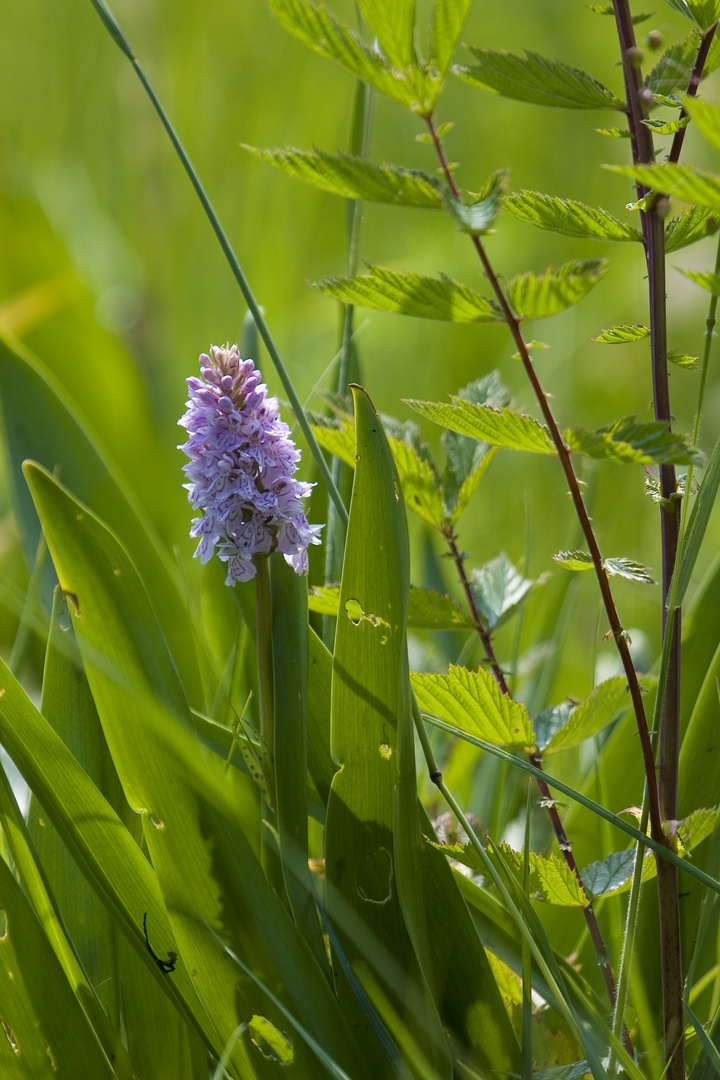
[1,0,718,707]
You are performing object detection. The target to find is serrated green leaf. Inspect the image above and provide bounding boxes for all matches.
[654,93,684,107]
[586,4,653,21]
[552,548,657,583]
[503,191,642,241]
[678,267,720,293]
[668,349,699,368]
[665,205,720,251]
[645,31,699,96]
[507,259,609,319]
[608,161,720,211]
[355,0,416,70]
[470,554,547,631]
[390,436,446,529]
[533,702,575,753]
[411,664,535,751]
[312,265,502,322]
[565,415,701,464]
[267,0,434,112]
[542,676,638,754]
[593,323,650,343]
[444,170,507,234]
[311,419,356,468]
[442,372,511,523]
[240,145,443,208]
[643,115,691,133]
[581,807,717,897]
[404,397,557,454]
[681,93,720,152]
[664,0,720,30]
[428,0,472,81]
[456,49,624,110]
[308,584,475,630]
[595,126,633,137]
[429,840,589,907]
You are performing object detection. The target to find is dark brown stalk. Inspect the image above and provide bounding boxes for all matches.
[668,24,718,166]
[424,115,663,850]
[445,516,623,1021]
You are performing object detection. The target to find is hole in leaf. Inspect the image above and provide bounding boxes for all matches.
[149,814,165,830]
[392,479,400,501]
[0,910,6,940]
[113,564,122,575]
[345,599,363,625]
[356,848,393,905]
[379,744,392,760]
[43,1039,58,1072]
[248,1016,293,1064]
[1,1020,19,1055]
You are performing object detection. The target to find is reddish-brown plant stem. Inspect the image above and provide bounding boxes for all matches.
[424,114,663,849]
[445,527,623,1019]
[668,24,718,166]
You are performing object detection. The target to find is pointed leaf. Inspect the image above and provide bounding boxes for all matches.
[429,840,589,907]
[644,32,699,95]
[593,323,650,343]
[533,702,575,753]
[642,115,690,133]
[586,5,653,22]
[355,0,416,69]
[507,259,609,319]
[444,171,507,235]
[607,162,720,211]
[552,549,595,572]
[410,665,535,752]
[503,191,642,241]
[595,125,633,137]
[240,145,442,208]
[312,265,502,322]
[664,0,720,30]
[405,397,557,454]
[442,372,510,522]
[552,549,657,583]
[456,49,623,109]
[543,676,641,754]
[668,350,699,368]
[678,267,720,293]
[681,93,720,152]
[565,415,702,464]
[428,0,472,81]
[267,0,434,111]
[470,554,546,631]
[390,436,446,528]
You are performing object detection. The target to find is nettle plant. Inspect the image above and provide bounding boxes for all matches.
[4,0,720,1078]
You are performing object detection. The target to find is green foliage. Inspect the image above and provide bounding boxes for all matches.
[593,324,650,343]
[553,549,657,583]
[308,583,475,629]
[503,191,643,242]
[470,554,547,631]
[537,675,655,754]
[665,206,720,251]
[455,49,624,110]
[405,397,557,454]
[444,170,507,235]
[410,665,535,752]
[240,145,443,208]
[565,415,702,465]
[663,0,720,31]
[427,0,473,83]
[644,31,700,96]
[682,93,720,153]
[608,162,720,211]
[506,259,609,319]
[312,265,502,322]
[678,268,720,294]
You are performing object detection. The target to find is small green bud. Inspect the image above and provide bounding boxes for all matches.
[646,30,663,50]
[626,46,644,67]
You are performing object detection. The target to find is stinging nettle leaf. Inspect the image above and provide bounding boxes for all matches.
[593,323,650,344]
[665,205,720,252]
[240,145,443,208]
[428,0,473,82]
[430,840,589,906]
[644,32,699,97]
[503,191,642,242]
[586,4,653,21]
[677,267,720,294]
[565,414,701,465]
[442,372,510,523]
[507,258,609,319]
[411,665,535,751]
[552,549,656,583]
[595,126,633,137]
[267,0,434,112]
[680,93,720,153]
[470,554,547,631]
[664,0,720,30]
[668,349,699,369]
[404,397,557,454]
[444,170,507,235]
[642,115,690,134]
[455,48,624,110]
[355,0,416,70]
[542,675,646,754]
[608,162,720,211]
[312,265,502,322]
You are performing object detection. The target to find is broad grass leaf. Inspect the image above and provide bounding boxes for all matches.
[593,324,650,344]
[565,415,701,464]
[24,463,363,1080]
[240,145,442,208]
[309,584,474,630]
[455,49,623,109]
[503,191,642,241]
[267,0,434,111]
[676,434,720,606]
[507,259,609,319]
[405,398,556,454]
[312,265,502,322]
[0,853,116,1078]
[411,665,534,751]
[325,387,452,1077]
[428,0,472,82]
[470,554,547,631]
[0,330,203,707]
[607,162,720,211]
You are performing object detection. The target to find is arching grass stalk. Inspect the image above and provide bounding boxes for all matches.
[87,0,348,528]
